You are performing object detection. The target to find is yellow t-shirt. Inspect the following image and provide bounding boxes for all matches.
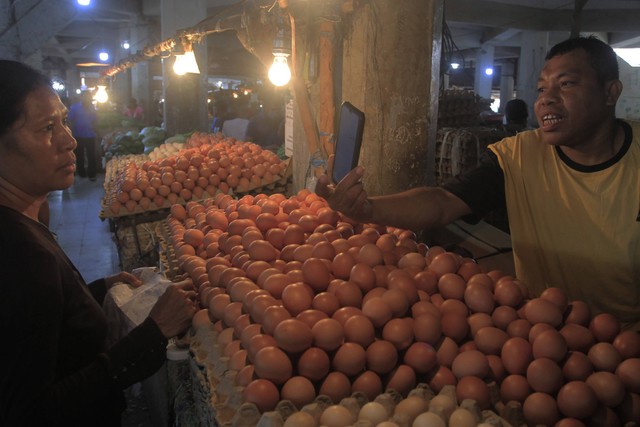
[488,121,640,330]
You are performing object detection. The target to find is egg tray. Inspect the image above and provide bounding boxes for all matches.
[156,221,181,279]
[99,159,292,220]
[187,324,522,427]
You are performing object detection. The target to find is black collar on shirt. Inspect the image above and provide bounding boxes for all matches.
[555,119,632,173]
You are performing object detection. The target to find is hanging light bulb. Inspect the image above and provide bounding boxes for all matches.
[173,40,200,75]
[268,54,291,87]
[95,85,109,103]
[268,26,291,87]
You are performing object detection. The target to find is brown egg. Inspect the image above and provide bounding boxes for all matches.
[487,354,507,383]
[281,376,317,410]
[331,252,356,280]
[301,257,332,292]
[312,318,345,352]
[506,318,532,339]
[556,381,598,419]
[468,312,494,337]
[297,347,330,382]
[247,334,278,362]
[386,364,417,396]
[403,342,438,374]
[522,392,560,427]
[411,300,441,318]
[540,287,569,313]
[352,371,383,402]
[261,305,292,335]
[500,374,531,404]
[441,312,470,344]
[428,252,460,277]
[333,342,367,376]
[332,306,364,325]
[464,282,495,314]
[253,346,293,385]
[249,294,278,323]
[381,288,410,318]
[312,291,340,317]
[589,312,621,343]
[382,318,414,350]
[562,351,595,381]
[616,357,640,393]
[273,318,313,354]
[297,308,329,328]
[281,282,314,316]
[528,322,555,343]
[456,376,491,409]
[428,366,457,393]
[436,336,459,368]
[532,329,568,362]
[243,379,280,412]
[564,300,591,326]
[356,243,384,267]
[318,371,352,404]
[414,269,438,295]
[456,260,483,281]
[387,274,420,306]
[525,298,564,327]
[235,364,255,386]
[366,340,398,374]
[437,272,467,300]
[613,330,640,359]
[362,297,393,328]
[492,306,519,331]
[332,280,363,308]
[344,314,376,348]
[586,371,626,407]
[588,342,622,372]
[559,323,595,353]
[527,357,563,393]
[475,326,509,355]
[501,336,533,375]
[262,273,292,300]
[397,252,427,271]
[451,350,490,379]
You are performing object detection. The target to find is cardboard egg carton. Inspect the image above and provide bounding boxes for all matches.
[187,322,520,427]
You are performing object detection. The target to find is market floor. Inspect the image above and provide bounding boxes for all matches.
[47,172,156,427]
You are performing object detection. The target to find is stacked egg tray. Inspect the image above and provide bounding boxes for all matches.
[187,323,519,427]
[99,147,292,221]
[434,127,509,187]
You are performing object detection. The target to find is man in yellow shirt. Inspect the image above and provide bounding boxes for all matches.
[316,36,640,331]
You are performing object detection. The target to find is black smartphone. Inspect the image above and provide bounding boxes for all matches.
[332,102,365,183]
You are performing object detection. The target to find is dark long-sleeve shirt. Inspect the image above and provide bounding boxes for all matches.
[0,206,168,426]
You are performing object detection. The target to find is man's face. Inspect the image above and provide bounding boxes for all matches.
[534,49,614,148]
[0,86,77,197]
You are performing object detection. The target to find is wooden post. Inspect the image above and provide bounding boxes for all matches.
[319,19,336,157]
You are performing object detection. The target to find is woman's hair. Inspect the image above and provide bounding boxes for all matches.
[546,36,619,84]
[0,60,52,137]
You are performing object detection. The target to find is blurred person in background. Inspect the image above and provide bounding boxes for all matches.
[68,90,98,181]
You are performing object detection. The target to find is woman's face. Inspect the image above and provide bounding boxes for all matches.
[0,86,77,197]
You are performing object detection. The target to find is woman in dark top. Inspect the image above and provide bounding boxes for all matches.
[0,60,196,426]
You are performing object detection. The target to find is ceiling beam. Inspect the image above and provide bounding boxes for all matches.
[446,0,640,33]
[0,0,77,60]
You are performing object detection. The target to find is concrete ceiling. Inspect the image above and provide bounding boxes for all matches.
[4,0,640,80]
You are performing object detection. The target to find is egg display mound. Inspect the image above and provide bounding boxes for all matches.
[172,189,640,427]
[101,132,290,218]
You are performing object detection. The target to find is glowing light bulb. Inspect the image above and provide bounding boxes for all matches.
[99,51,109,62]
[485,67,494,76]
[95,85,108,103]
[173,51,200,75]
[450,62,460,70]
[268,55,291,87]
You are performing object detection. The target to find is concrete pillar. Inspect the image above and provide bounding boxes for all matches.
[474,43,495,99]
[499,62,515,113]
[161,0,208,135]
[517,31,548,127]
[340,0,443,193]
